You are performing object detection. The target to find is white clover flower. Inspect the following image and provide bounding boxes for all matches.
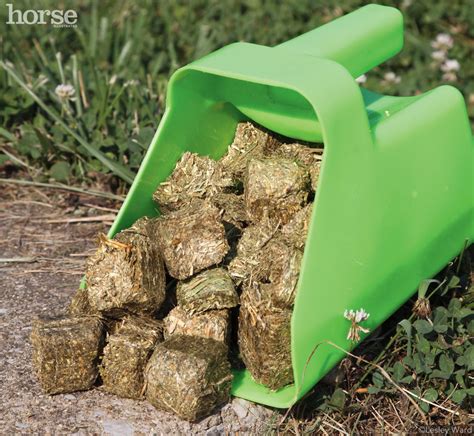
[441,59,460,72]
[431,33,454,51]
[124,79,139,88]
[431,50,447,62]
[442,72,457,82]
[356,74,367,84]
[344,308,370,342]
[55,83,75,100]
[382,71,401,85]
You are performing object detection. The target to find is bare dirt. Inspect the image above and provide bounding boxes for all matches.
[0,184,275,435]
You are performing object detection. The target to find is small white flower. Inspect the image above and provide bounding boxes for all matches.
[442,71,457,82]
[382,72,401,85]
[431,50,447,62]
[441,59,460,72]
[356,74,367,84]
[109,74,117,85]
[55,83,75,100]
[401,0,412,8]
[344,308,370,342]
[124,79,139,88]
[431,33,454,51]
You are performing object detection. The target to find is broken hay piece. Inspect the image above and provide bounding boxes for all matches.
[100,316,163,399]
[177,268,239,316]
[163,307,230,343]
[212,192,246,229]
[152,152,233,214]
[255,238,303,308]
[31,316,104,395]
[219,122,281,181]
[238,290,293,390]
[281,203,313,250]
[145,335,233,421]
[274,142,323,191]
[244,157,310,225]
[86,217,166,316]
[68,286,97,316]
[154,200,229,280]
[228,216,279,286]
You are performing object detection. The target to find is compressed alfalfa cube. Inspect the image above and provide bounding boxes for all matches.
[244,157,310,225]
[281,203,313,250]
[152,152,233,214]
[99,316,163,399]
[145,335,233,421]
[274,142,323,191]
[176,268,239,316]
[154,200,229,280]
[238,288,293,390]
[68,286,98,316]
[219,122,281,181]
[163,307,230,343]
[212,192,246,229]
[255,238,303,308]
[31,315,104,394]
[86,217,166,316]
[228,215,279,286]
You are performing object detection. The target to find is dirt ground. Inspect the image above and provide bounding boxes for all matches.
[0,184,275,435]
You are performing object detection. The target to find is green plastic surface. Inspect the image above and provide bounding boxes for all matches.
[106,4,474,408]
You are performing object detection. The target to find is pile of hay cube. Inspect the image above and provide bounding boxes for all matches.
[31,122,323,421]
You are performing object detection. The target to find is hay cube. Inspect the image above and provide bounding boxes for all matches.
[281,203,313,250]
[152,152,233,213]
[219,122,281,181]
[68,286,97,316]
[238,289,293,390]
[255,238,303,308]
[212,192,246,229]
[274,142,323,191]
[154,200,229,280]
[163,307,230,343]
[99,316,163,399]
[177,268,239,315]
[228,216,278,286]
[31,316,104,394]
[145,335,233,421]
[86,217,166,315]
[244,157,310,224]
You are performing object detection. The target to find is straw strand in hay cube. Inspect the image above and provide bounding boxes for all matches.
[31,315,104,394]
[281,203,313,250]
[244,157,310,225]
[100,316,163,399]
[238,287,293,390]
[176,268,239,316]
[163,307,230,343]
[145,335,233,422]
[154,200,229,280]
[86,217,166,316]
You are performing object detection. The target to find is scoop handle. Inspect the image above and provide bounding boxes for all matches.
[275,4,403,78]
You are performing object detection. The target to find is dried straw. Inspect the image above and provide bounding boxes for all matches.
[31,315,104,394]
[145,335,233,421]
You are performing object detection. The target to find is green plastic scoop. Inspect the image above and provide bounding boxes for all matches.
[107,4,474,408]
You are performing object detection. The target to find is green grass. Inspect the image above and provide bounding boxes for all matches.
[0,0,473,184]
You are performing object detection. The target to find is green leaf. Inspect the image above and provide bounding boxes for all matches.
[447,275,460,289]
[328,388,345,410]
[424,387,438,402]
[50,161,71,182]
[448,298,462,316]
[413,319,433,335]
[432,307,449,333]
[399,319,412,356]
[417,336,431,355]
[438,354,454,376]
[431,369,450,380]
[372,371,384,388]
[451,389,466,405]
[367,386,380,394]
[417,279,438,299]
[391,362,406,382]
